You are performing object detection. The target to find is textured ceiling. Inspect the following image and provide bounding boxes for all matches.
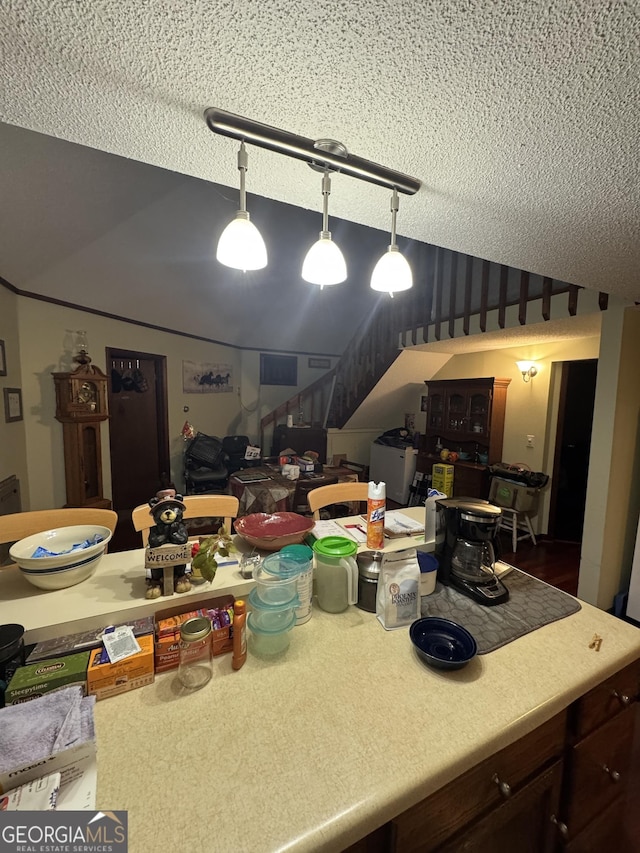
[1,0,639,317]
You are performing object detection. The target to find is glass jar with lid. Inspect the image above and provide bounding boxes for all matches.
[178,616,213,689]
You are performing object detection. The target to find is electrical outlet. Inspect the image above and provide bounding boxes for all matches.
[526,434,535,448]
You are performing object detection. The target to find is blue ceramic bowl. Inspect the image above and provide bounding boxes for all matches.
[409,617,477,670]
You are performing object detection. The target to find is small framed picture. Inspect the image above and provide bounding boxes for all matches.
[0,340,6,376]
[420,395,428,412]
[308,357,331,369]
[4,388,23,423]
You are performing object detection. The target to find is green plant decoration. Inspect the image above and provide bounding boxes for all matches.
[190,525,236,583]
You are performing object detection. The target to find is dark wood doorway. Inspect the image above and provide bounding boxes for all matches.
[548,359,598,543]
[106,348,171,549]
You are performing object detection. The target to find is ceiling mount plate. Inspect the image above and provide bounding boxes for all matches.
[309,139,349,173]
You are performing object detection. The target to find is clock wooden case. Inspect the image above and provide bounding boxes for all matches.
[52,362,111,509]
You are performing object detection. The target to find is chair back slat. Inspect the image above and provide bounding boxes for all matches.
[308,483,369,520]
[131,495,239,546]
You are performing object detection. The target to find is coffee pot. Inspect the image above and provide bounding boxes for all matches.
[312,537,358,613]
[435,498,508,605]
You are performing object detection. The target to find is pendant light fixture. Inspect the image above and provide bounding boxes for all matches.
[216,141,267,271]
[302,169,347,286]
[370,189,413,295]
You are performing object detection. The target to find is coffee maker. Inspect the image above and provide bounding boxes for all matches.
[435,497,508,606]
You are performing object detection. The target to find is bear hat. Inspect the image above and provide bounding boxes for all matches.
[149,488,186,515]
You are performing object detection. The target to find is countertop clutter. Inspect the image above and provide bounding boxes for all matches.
[1,508,640,851]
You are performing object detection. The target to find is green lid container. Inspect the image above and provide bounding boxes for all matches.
[312,536,358,560]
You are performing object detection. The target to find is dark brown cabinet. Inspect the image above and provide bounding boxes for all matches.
[419,378,510,499]
[347,658,640,853]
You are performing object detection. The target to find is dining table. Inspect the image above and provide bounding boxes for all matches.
[229,463,361,516]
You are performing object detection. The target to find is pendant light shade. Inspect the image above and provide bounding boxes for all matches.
[216,142,267,271]
[370,189,413,295]
[216,211,267,271]
[370,245,413,293]
[302,233,347,285]
[302,171,347,286]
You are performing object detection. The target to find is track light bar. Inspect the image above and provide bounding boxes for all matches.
[204,107,421,195]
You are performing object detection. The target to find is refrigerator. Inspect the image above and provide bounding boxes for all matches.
[369,443,417,505]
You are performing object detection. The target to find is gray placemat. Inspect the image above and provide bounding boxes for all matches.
[421,570,581,654]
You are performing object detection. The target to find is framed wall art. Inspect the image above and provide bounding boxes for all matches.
[4,388,23,423]
[0,340,6,376]
[182,361,234,394]
[308,357,331,369]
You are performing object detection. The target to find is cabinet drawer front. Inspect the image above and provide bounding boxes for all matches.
[391,712,566,853]
[437,760,563,853]
[563,796,626,853]
[572,658,640,739]
[564,703,636,838]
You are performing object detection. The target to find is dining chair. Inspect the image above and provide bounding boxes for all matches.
[0,508,119,566]
[307,482,370,520]
[131,494,240,545]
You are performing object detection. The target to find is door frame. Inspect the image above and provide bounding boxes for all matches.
[105,347,171,504]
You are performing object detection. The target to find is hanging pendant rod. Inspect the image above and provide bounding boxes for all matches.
[204,107,421,196]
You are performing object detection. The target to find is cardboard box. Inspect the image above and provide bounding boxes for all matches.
[489,478,538,513]
[154,594,234,672]
[5,652,90,705]
[86,634,154,700]
[26,616,155,663]
[432,463,454,496]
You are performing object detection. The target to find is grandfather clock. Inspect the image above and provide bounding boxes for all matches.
[52,349,111,509]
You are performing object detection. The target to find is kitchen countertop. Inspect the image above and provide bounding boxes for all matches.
[93,586,640,852]
[4,508,640,851]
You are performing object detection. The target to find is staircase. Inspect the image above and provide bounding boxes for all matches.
[260,245,610,452]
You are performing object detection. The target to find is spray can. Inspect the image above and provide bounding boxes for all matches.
[366,481,386,550]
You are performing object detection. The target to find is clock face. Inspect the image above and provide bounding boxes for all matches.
[77,381,97,405]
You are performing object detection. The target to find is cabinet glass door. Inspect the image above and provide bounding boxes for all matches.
[447,392,466,432]
[428,393,444,430]
[469,392,489,437]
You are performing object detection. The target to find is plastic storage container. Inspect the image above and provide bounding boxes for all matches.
[247,611,296,657]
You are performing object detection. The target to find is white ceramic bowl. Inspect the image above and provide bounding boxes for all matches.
[9,525,112,590]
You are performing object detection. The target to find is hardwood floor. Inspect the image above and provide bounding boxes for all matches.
[499,533,580,596]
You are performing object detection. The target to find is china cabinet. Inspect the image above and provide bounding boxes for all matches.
[52,355,111,509]
[418,378,510,499]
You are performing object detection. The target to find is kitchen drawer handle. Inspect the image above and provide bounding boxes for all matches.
[550,815,569,839]
[491,773,511,798]
[612,689,631,706]
[602,764,621,783]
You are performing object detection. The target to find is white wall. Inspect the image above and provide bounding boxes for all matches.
[13,294,339,510]
[580,305,640,608]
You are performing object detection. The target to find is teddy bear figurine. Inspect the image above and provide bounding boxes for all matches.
[145,489,191,599]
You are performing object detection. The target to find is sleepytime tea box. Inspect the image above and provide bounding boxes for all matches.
[5,652,90,705]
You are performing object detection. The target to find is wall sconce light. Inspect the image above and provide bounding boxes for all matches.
[516,361,538,382]
[205,108,421,287]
